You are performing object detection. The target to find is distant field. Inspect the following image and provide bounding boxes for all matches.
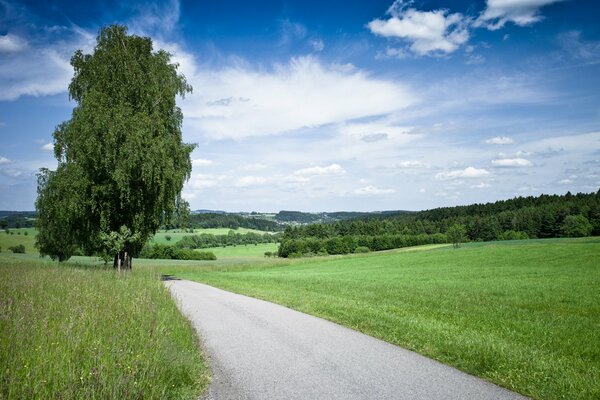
[171,237,600,400]
[199,242,279,258]
[151,227,269,244]
[0,255,208,399]
[0,228,36,253]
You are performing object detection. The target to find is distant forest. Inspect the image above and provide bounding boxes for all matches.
[189,213,282,231]
[278,190,600,257]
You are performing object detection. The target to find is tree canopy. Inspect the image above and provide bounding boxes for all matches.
[36,25,194,268]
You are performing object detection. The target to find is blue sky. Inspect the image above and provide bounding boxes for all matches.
[1,0,599,212]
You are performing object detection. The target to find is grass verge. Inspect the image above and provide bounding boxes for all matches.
[171,237,600,400]
[0,256,209,399]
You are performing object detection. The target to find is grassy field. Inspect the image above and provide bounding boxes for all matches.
[0,255,209,399]
[199,242,278,258]
[151,228,268,245]
[0,228,37,254]
[168,237,600,400]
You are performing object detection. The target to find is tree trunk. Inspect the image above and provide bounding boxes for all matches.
[113,250,133,270]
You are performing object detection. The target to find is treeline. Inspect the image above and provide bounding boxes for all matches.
[175,231,280,250]
[278,190,600,257]
[0,212,36,229]
[188,213,282,231]
[274,210,412,224]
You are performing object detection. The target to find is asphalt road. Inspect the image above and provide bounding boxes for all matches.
[166,279,527,400]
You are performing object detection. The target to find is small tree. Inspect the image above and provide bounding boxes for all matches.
[35,25,193,269]
[447,224,467,248]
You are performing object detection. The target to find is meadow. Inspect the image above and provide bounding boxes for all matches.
[0,254,209,399]
[166,237,600,400]
[151,227,268,245]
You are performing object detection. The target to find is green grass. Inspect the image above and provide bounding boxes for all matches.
[151,228,268,245]
[199,242,279,258]
[168,237,600,400]
[0,228,37,254]
[0,255,209,399]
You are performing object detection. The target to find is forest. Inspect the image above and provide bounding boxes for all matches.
[278,190,600,257]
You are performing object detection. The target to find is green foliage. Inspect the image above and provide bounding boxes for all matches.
[35,25,193,265]
[354,246,370,253]
[0,258,208,399]
[447,224,467,248]
[165,234,172,241]
[561,214,593,237]
[8,244,25,254]
[140,243,216,260]
[175,231,279,249]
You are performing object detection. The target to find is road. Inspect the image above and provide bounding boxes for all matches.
[166,279,527,400]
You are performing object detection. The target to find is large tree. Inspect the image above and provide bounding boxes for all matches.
[36,25,194,269]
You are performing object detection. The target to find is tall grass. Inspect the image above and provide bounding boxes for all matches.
[0,257,208,399]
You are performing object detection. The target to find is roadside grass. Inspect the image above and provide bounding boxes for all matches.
[151,227,268,245]
[170,237,600,400]
[0,228,37,254]
[0,255,209,399]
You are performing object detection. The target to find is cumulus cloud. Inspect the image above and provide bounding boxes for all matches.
[477,0,568,30]
[191,158,213,166]
[177,55,414,140]
[41,142,53,151]
[485,136,514,145]
[492,157,533,167]
[435,167,490,180]
[354,185,396,195]
[0,34,28,53]
[234,176,269,187]
[0,156,11,165]
[368,1,470,56]
[294,164,346,177]
[396,160,430,168]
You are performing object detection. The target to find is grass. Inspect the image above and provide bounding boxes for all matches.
[199,242,278,258]
[0,255,209,399]
[168,237,600,400]
[0,228,37,254]
[151,228,268,245]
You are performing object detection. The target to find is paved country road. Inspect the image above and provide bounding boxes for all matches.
[166,279,527,400]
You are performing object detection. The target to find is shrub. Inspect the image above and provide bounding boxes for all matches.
[23,231,28,236]
[498,230,529,241]
[165,234,172,241]
[9,244,25,254]
[354,246,370,253]
[139,243,216,260]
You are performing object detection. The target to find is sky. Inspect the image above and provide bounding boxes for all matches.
[0,0,599,212]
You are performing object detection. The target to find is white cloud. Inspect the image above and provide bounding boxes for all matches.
[485,136,514,145]
[179,55,415,140]
[310,38,324,52]
[471,182,491,188]
[0,28,94,101]
[234,176,269,187]
[191,158,213,166]
[354,185,396,195]
[396,160,430,168]
[294,164,346,177]
[435,167,490,180]
[368,1,470,56]
[558,178,573,184]
[492,157,533,167]
[41,142,53,152]
[0,156,11,165]
[0,34,28,53]
[477,0,567,30]
[558,31,600,61]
